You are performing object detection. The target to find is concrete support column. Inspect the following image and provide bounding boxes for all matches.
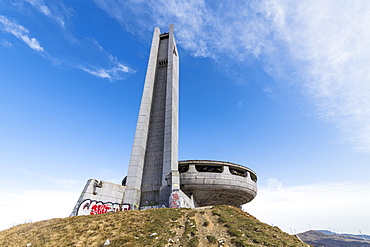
[223,165,232,174]
[188,164,197,173]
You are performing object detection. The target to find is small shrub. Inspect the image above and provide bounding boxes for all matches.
[206,235,217,244]
[183,218,197,237]
[187,211,196,217]
[187,236,199,247]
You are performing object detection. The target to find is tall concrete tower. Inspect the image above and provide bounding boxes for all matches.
[123,24,180,207]
[70,24,256,216]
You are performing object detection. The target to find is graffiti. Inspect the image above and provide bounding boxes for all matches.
[77,199,121,216]
[82,202,90,210]
[90,204,111,215]
[169,192,181,208]
[122,204,131,211]
[76,198,190,215]
[172,193,180,200]
[76,200,136,215]
[169,191,193,208]
[139,204,166,210]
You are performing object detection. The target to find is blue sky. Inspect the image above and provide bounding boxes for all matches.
[1,0,370,235]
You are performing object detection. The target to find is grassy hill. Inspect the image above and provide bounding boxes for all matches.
[0,205,309,247]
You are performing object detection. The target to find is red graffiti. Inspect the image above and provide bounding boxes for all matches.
[170,201,180,208]
[77,199,132,216]
[169,192,181,208]
[171,193,179,200]
[90,204,111,215]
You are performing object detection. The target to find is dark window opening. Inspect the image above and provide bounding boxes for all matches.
[179,164,189,173]
[250,173,257,182]
[195,165,223,173]
[229,167,246,177]
[158,59,168,68]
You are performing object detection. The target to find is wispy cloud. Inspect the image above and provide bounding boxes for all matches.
[264,1,370,151]
[79,63,133,80]
[24,0,77,45]
[26,0,52,16]
[76,38,135,80]
[94,0,370,150]
[245,179,370,234]
[0,15,43,51]
[0,39,13,48]
[0,8,133,81]
[93,0,274,59]
[25,0,71,29]
[18,168,78,188]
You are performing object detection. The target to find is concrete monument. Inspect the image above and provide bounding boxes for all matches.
[123,24,180,208]
[70,24,257,217]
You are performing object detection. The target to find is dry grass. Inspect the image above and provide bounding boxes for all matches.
[212,205,309,247]
[0,206,310,247]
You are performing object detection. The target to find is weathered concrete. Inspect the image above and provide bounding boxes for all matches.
[70,179,126,216]
[179,160,257,207]
[71,25,258,215]
[124,24,181,207]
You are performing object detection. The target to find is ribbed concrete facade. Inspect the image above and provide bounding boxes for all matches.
[124,24,179,207]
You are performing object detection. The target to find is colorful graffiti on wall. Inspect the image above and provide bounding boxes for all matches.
[77,199,131,216]
[169,192,181,208]
[75,193,192,216]
[169,190,193,208]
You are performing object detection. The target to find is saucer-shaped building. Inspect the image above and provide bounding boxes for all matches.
[179,160,257,207]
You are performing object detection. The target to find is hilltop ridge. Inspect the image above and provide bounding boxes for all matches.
[0,205,308,247]
[298,230,369,247]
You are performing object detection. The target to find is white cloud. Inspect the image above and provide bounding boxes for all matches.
[0,8,133,81]
[20,35,44,51]
[0,15,43,51]
[25,0,67,28]
[80,63,133,80]
[244,179,370,235]
[264,1,370,151]
[2,179,368,235]
[0,189,79,231]
[26,0,52,16]
[80,67,111,79]
[94,0,370,151]
[0,169,83,231]
[93,0,271,59]
[76,38,135,80]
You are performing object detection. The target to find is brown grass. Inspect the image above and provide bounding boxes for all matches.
[0,206,310,247]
